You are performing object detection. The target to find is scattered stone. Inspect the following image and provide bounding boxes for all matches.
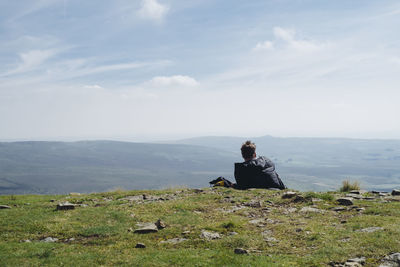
[160,238,187,244]
[49,199,55,202]
[347,257,366,264]
[283,207,297,214]
[155,219,166,229]
[330,257,365,267]
[42,237,58,243]
[22,239,31,243]
[350,190,366,195]
[200,230,221,240]
[228,231,238,236]
[282,191,297,199]
[69,192,81,196]
[346,194,363,199]
[234,248,248,254]
[380,192,390,197]
[392,189,400,196]
[56,202,75,210]
[67,238,75,242]
[363,197,376,200]
[0,205,11,209]
[337,198,354,206]
[379,252,400,267]
[121,195,143,201]
[182,230,191,235]
[134,223,158,233]
[293,195,306,203]
[249,219,265,226]
[332,207,347,212]
[356,207,365,212]
[243,200,262,208]
[193,189,204,193]
[135,243,146,248]
[300,207,324,213]
[359,227,384,233]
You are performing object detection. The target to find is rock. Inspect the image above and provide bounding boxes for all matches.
[69,192,81,196]
[200,230,221,240]
[346,194,363,199]
[249,219,265,226]
[392,189,400,196]
[300,207,324,213]
[228,232,238,236]
[182,230,191,235]
[359,227,384,233]
[134,223,158,233]
[243,200,262,208]
[121,195,143,201]
[49,199,55,202]
[349,190,366,195]
[337,197,354,206]
[347,257,365,264]
[155,219,166,229]
[42,237,58,243]
[22,239,31,243]
[160,238,187,244]
[332,207,347,212]
[363,197,376,200]
[0,205,11,209]
[234,248,248,254]
[135,243,146,248]
[379,253,400,267]
[282,191,297,199]
[56,202,75,210]
[193,189,204,193]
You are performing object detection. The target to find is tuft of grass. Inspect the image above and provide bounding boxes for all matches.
[339,180,360,192]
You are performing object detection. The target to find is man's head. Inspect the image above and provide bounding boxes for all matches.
[241,140,256,161]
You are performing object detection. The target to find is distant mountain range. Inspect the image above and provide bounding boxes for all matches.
[1,136,400,194]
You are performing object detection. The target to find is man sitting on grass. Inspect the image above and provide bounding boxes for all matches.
[233,140,286,190]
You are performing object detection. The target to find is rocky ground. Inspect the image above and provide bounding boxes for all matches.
[1,187,400,266]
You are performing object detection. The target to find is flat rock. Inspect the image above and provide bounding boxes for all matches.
[200,230,221,240]
[56,202,75,210]
[337,197,354,206]
[392,189,400,196]
[249,219,265,226]
[243,200,262,208]
[42,237,58,243]
[300,207,324,213]
[332,207,347,212]
[359,226,384,233]
[234,248,248,254]
[160,238,187,244]
[282,191,297,199]
[349,190,366,195]
[134,223,158,233]
[0,205,11,209]
[379,253,400,267]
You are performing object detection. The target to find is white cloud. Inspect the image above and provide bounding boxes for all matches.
[273,27,325,52]
[253,41,274,51]
[2,49,56,76]
[138,0,169,21]
[149,75,199,87]
[83,84,103,90]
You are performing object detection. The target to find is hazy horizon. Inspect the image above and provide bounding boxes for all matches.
[1,1,400,140]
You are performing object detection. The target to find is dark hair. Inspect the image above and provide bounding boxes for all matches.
[241,140,256,159]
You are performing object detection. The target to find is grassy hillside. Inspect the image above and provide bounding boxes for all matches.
[1,187,399,266]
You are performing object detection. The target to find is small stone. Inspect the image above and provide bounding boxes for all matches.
[337,197,354,206]
[193,189,204,193]
[359,226,384,233]
[69,192,81,196]
[49,199,55,202]
[135,243,146,248]
[0,205,11,209]
[42,237,58,243]
[22,239,31,243]
[68,238,75,241]
[243,200,262,208]
[356,207,365,212]
[182,230,191,235]
[155,219,166,229]
[234,248,248,254]
[282,191,297,199]
[347,257,365,264]
[392,189,400,196]
[134,223,158,233]
[300,207,324,213]
[56,202,75,210]
[200,230,221,240]
[249,219,265,226]
[228,231,238,236]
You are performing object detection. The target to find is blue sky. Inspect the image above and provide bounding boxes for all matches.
[1,0,400,141]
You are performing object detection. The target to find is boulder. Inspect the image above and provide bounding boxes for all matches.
[337,197,354,206]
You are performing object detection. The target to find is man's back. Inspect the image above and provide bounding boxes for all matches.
[234,156,285,189]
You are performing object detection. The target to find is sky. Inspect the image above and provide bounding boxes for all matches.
[1,0,400,141]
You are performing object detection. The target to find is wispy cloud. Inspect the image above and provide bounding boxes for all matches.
[138,0,169,21]
[253,41,274,51]
[148,75,199,87]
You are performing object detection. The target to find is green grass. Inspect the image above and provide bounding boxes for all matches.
[0,188,399,266]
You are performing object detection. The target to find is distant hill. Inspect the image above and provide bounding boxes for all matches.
[0,141,237,194]
[1,136,400,194]
[175,135,400,191]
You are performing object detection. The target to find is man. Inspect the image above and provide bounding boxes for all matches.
[234,140,285,190]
